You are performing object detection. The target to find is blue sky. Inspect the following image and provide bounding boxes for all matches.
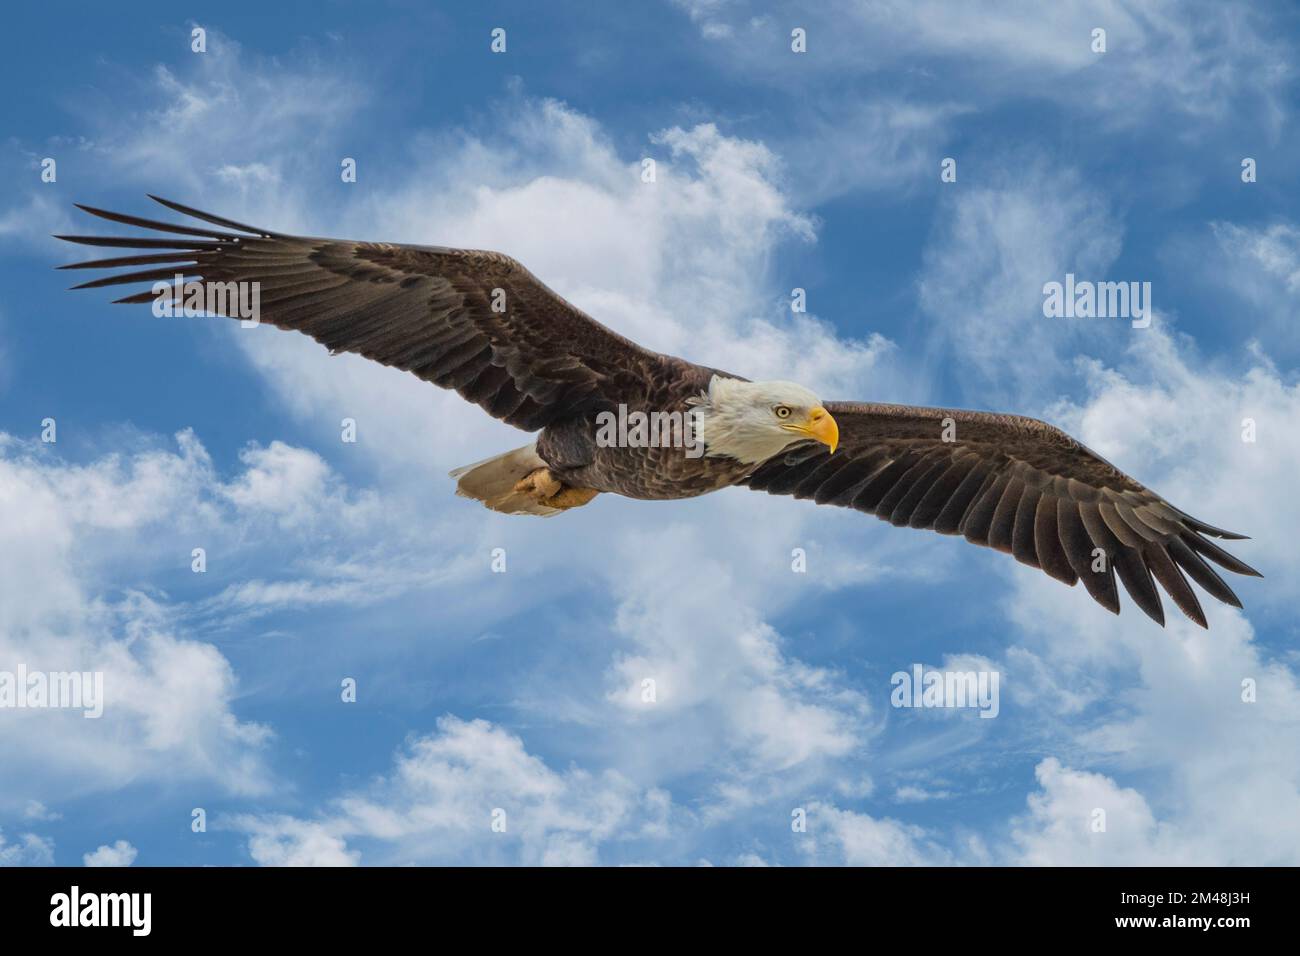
[2,0,1299,866]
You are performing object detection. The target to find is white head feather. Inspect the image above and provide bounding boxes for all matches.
[690,376,827,464]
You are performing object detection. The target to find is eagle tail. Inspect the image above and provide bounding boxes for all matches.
[449,444,563,517]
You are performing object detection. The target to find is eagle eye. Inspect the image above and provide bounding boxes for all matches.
[773,405,793,419]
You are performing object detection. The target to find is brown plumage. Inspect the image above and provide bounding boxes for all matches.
[742,405,1258,628]
[56,198,1261,628]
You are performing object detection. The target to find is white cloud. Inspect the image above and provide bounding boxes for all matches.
[918,158,1124,406]
[788,99,968,204]
[893,785,952,803]
[233,716,672,866]
[1213,222,1300,292]
[105,32,365,198]
[116,79,906,807]
[674,0,1291,131]
[219,441,350,529]
[0,190,76,251]
[988,322,1300,864]
[83,840,138,867]
[0,432,273,810]
[0,829,54,866]
[0,427,425,812]
[1200,221,1300,359]
[1010,759,1175,865]
[1001,555,1300,865]
[799,800,956,866]
[23,801,61,822]
[13,20,1299,869]
[1048,325,1299,601]
[239,817,358,867]
[598,520,874,788]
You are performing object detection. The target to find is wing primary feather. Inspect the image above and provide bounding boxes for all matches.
[1131,503,1184,537]
[1173,510,1249,540]
[1167,536,1244,608]
[147,195,271,236]
[1081,503,1164,625]
[53,236,221,250]
[69,267,201,290]
[1098,499,1146,546]
[1184,533,1262,577]
[1113,499,1163,543]
[58,252,202,270]
[1111,545,1166,626]
[73,204,248,240]
[1144,544,1207,628]
[1058,499,1120,614]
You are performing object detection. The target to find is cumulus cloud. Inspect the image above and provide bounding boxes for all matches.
[798,800,957,865]
[23,801,61,822]
[232,716,672,866]
[0,427,420,813]
[102,66,907,817]
[0,829,54,867]
[83,840,138,867]
[239,817,358,867]
[986,324,1300,864]
[1010,758,1173,865]
[595,519,876,803]
[1048,325,1298,602]
[219,441,357,530]
[7,16,1298,869]
[0,432,272,811]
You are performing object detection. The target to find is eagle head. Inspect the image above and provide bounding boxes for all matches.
[692,376,839,464]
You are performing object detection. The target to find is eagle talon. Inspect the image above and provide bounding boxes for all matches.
[513,467,563,500]
[512,468,599,511]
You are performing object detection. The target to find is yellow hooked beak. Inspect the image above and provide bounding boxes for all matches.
[793,406,839,453]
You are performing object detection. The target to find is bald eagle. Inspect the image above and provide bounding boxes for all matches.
[57,197,1260,628]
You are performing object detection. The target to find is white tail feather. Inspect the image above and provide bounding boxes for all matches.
[449,443,562,517]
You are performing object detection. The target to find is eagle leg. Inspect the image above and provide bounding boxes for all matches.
[512,468,599,511]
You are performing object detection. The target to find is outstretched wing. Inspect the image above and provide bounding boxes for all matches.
[56,197,663,431]
[742,402,1260,628]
